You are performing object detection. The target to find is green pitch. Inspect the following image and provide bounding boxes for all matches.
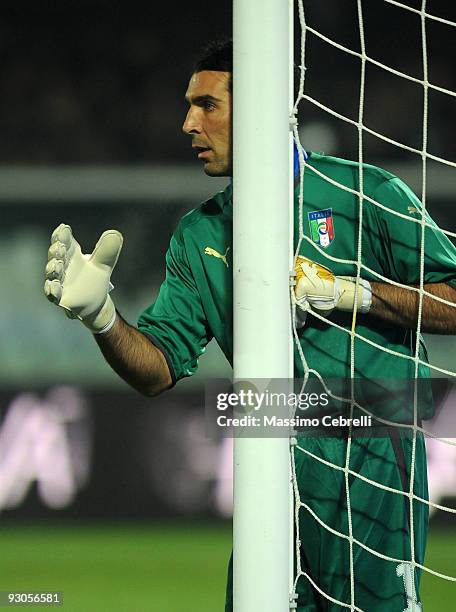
[420,528,456,606]
[0,522,232,611]
[0,522,454,610]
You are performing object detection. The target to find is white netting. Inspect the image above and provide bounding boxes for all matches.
[291,1,456,609]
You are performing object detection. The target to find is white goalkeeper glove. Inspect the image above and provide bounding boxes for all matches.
[44,224,123,334]
[294,256,371,317]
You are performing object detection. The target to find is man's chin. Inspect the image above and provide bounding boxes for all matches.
[203,162,231,178]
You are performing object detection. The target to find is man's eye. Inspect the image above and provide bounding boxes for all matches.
[204,102,216,111]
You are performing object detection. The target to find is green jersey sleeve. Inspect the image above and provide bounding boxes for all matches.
[372,177,456,288]
[137,230,213,384]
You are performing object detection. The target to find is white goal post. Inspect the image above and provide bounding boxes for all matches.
[233,0,456,610]
[233,0,294,610]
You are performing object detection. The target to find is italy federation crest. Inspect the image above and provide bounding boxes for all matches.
[308,208,335,248]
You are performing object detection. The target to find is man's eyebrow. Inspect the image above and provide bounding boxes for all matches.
[185,94,221,105]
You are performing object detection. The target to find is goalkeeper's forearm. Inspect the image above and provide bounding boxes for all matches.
[370,281,456,334]
[94,313,173,396]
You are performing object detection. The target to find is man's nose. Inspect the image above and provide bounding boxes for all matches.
[182,108,201,134]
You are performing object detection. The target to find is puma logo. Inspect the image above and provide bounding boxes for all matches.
[204,246,230,268]
[408,206,420,215]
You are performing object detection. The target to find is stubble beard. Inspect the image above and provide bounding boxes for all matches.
[203,162,231,177]
[203,152,232,177]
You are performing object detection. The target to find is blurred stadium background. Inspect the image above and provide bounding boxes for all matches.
[0,1,455,609]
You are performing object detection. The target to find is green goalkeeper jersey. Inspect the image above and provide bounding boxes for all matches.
[138,152,456,392]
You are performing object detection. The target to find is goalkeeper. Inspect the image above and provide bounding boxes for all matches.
[44,40,456,610]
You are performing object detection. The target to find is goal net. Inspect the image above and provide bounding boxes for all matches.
[290,0,456,609]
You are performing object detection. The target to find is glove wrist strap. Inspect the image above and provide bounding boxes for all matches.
[336,277,372,313]
[83,296,117,334]
[360,279,372,313]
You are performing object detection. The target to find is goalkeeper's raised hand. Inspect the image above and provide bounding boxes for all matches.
[44,224,123,334]
[294,256,372,316]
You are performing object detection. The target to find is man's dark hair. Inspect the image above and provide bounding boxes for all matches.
[193,39,233,91]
